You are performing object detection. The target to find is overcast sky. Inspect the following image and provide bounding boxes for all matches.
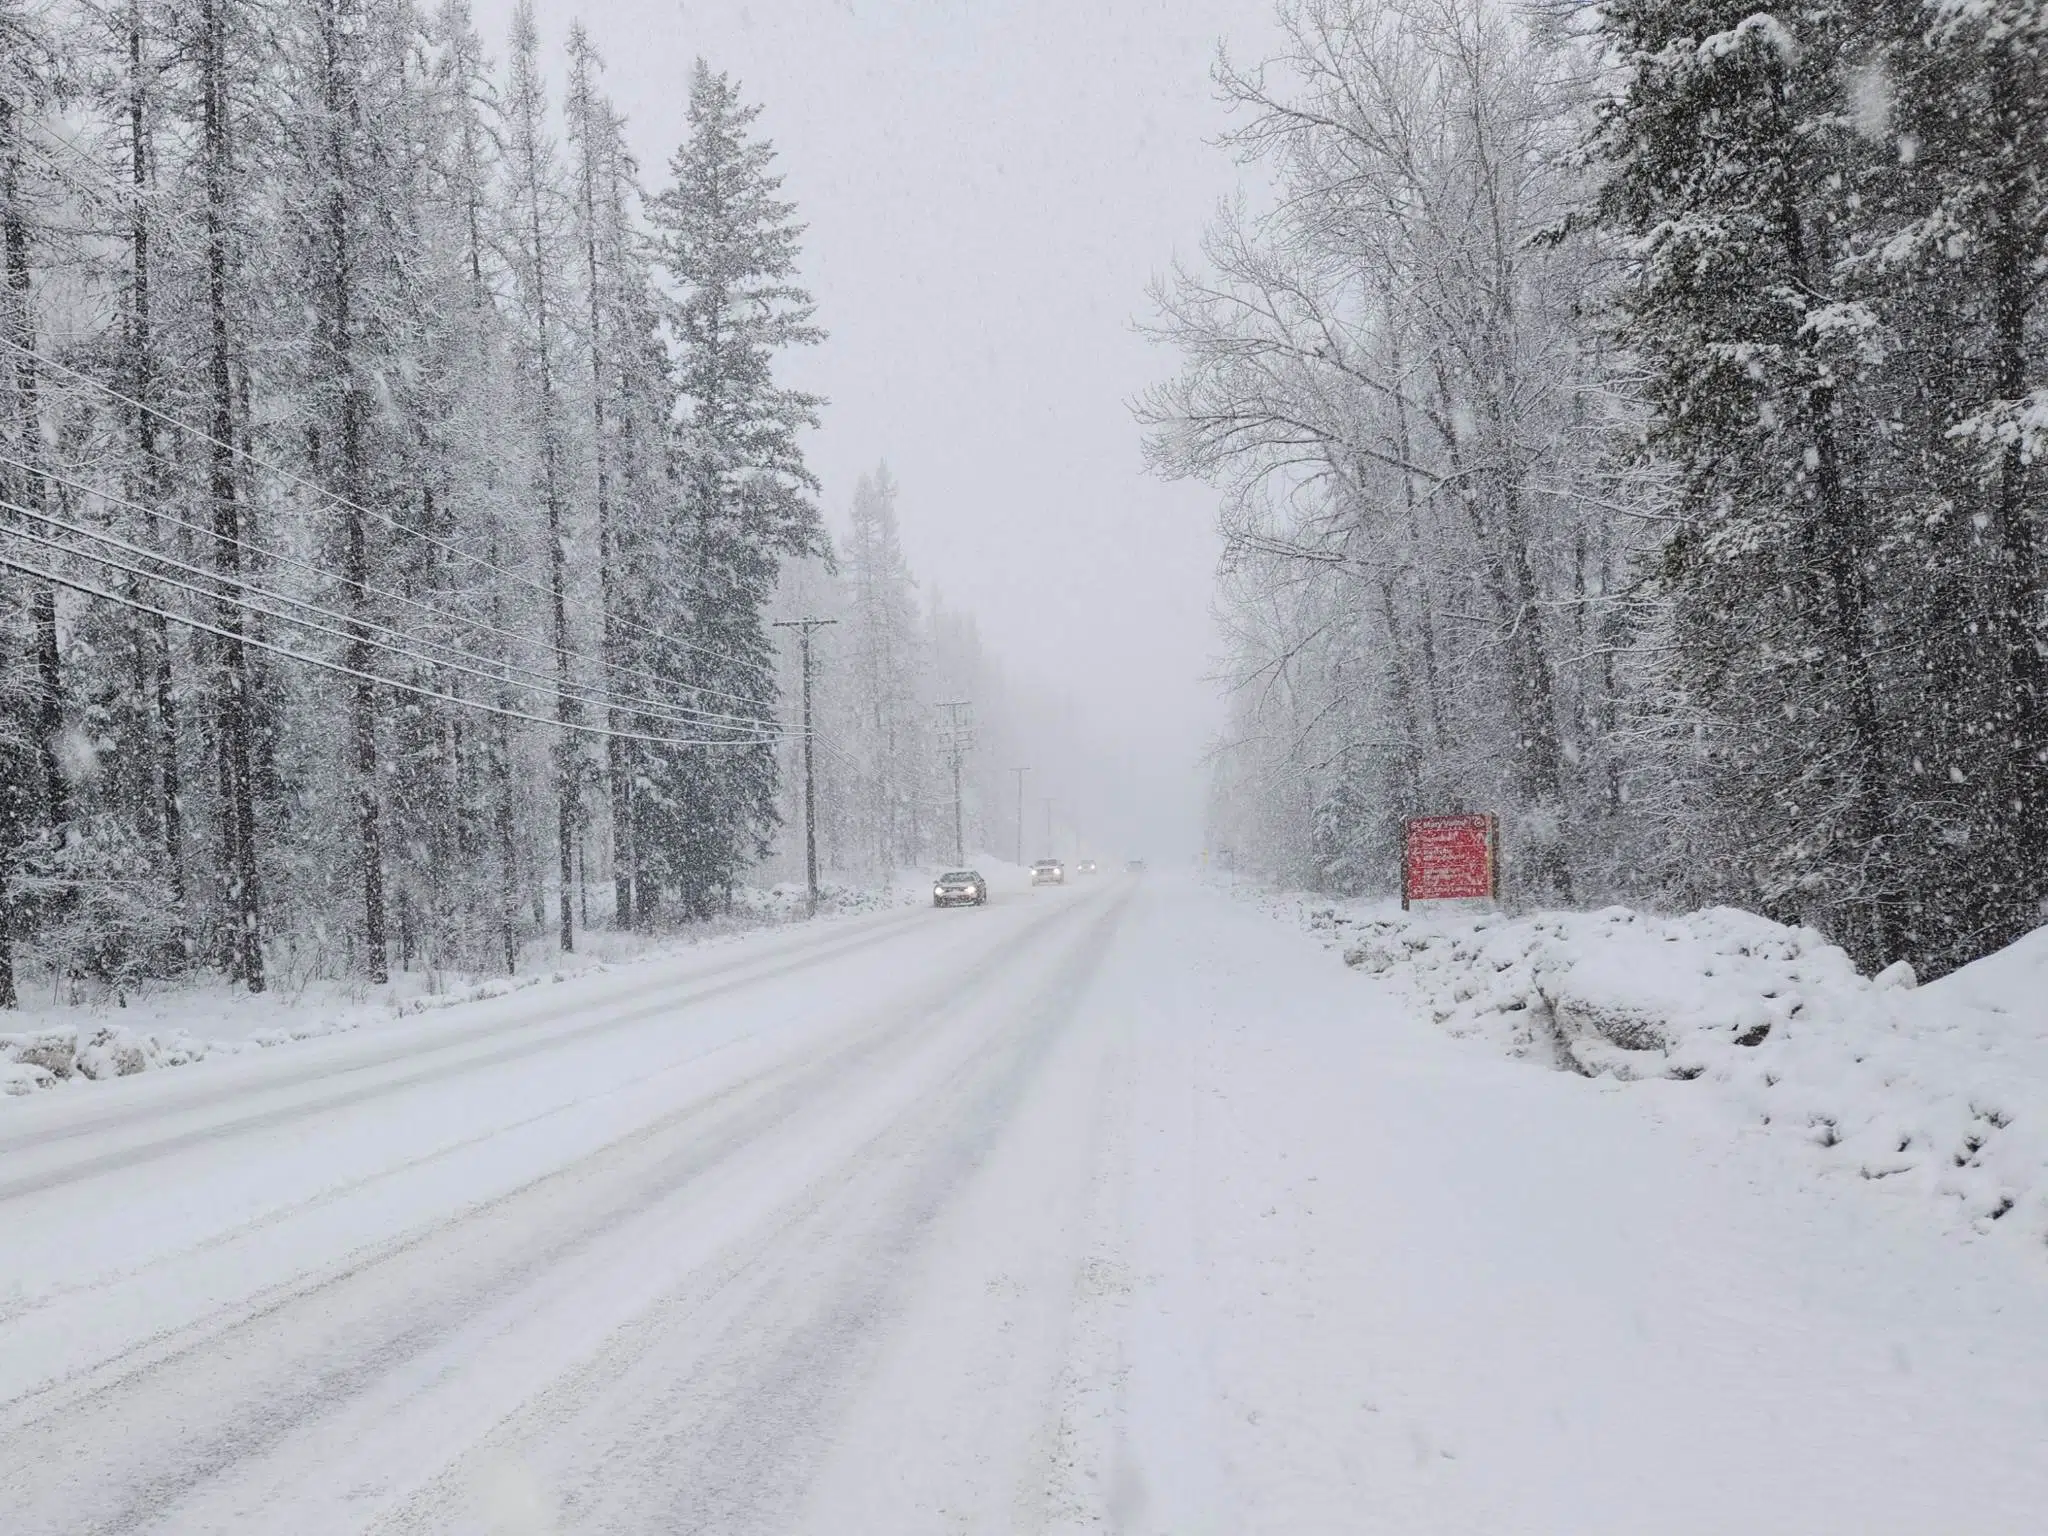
[478,0,1276,858]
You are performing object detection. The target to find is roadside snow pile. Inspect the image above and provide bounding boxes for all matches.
[3,1021,223,1095]
[0,880,877,1101]
[0,1003,405,1098]
[1302,899,2048,1248]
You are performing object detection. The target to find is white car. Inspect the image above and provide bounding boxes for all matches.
[1030,859,1065,886]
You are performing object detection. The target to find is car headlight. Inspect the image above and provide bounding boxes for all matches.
[934,886,946,896]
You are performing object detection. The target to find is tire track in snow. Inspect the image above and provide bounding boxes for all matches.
[0,893,1112,1536]
[0,1009,804,1339]
[371,888,1133,1536]
[0,905,936,1204]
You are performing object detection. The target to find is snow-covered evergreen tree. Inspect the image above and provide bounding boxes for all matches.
[841,464,928,874]
[638,60,825,919]
[0,6,853,999]
[1594,0,2047,970]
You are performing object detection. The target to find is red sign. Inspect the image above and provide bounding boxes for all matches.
[1402,814,1498,908]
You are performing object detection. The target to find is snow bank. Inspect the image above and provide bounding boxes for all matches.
[6,1025,190,1093]
[0,876,913,1101]
[0,971,548,1098]
[1284,896,2048,1249]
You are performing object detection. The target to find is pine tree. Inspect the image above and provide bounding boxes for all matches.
[277,0,393,982]
[117,0,187,947]
[500,0,579,952]
[1589,0,2045,971]
[566,22,665,931]
[427,0,523,973]
[197,0,264,988]
[1,20,67,840]
[0,0,59,1006]
[641,60,824,918]
[844,464,925,873]
[1877,0,2048,960]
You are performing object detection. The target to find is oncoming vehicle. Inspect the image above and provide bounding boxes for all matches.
[1076,859,1099,875]
[932,870,987,907]
[1030,859,1065,886]
[1126,858,1148,874]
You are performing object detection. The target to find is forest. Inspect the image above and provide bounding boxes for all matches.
[1145,0,2046,978]
[0,0,1033,1006]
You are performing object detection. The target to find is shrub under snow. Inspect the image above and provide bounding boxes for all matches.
[1,1022,214,1095]
[1297,899,2048,1249]
[0,873,945,1100]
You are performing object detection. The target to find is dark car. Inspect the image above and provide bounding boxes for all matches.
[1126,858,1147,874]
[1030,858,1065,886]
[933,870,987,907]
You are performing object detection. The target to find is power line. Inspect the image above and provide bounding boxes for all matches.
[0,331,781,709]
[0,475,776,733]
[0,496,767,734]
[0,552,787,750]
[0,504,783,738]
[0,452,776,726]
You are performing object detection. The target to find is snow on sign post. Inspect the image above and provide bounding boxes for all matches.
[1401,813,1499,910]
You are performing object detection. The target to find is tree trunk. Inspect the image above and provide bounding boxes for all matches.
[1,98,66,830]
[322,0,387,985]
[513,48,578,955]
[1774,152,1894,958]
[1981,67,2047,920]
[567,35,631,935]
[1433,358,1574,904]
[128,2,187,949]
[202,0,262,990]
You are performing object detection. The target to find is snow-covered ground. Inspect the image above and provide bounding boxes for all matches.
[0,860,1023,1099]
[1273,891,2048,1253]
[2,873,2044,1533]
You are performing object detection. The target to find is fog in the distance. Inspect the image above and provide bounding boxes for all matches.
[475,0,1273,864]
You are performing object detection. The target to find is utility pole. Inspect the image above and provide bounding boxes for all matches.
[935,701,972,865]
[773,617,837,916]
[1011,766,1030,865]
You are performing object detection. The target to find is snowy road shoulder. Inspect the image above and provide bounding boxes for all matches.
[1264,888,2048,1254]
[0,889,940,1113]
[0,877,948,1101]
[1110,881,2048,1533]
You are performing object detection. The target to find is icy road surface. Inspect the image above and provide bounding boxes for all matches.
[3,876,2046,1535]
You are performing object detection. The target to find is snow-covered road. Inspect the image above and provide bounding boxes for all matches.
[3,875,2045,1534]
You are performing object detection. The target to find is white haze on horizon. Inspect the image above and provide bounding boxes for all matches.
[474,0,1277,865]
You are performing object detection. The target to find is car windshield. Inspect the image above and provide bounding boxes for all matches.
[939,872,977,883]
